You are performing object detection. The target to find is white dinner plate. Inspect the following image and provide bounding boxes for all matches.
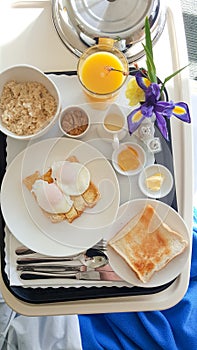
[1,138,120,256]
[105,199,190,288]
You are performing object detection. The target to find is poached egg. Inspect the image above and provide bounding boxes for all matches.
[32,179,73,214]
[51,161,90,196]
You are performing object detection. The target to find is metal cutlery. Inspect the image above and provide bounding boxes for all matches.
[19,270,109,281]
[16,249,109,269]
[15,247,40,256]
[15,239,114,281]
[16,254,87,265]
[17,265,83,273]
[16,257,82,264]
[15,239,108,256]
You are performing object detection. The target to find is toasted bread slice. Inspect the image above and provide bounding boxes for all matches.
[82,181,100,208]
[66,155,79,163]
[40,168,53,183]
[70,195,86,213]
[108,205,188,283]
[44,212,67,223]
[65,205,81,223]
[23,171,41,191]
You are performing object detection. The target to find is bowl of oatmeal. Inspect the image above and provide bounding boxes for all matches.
[0,64,61,140]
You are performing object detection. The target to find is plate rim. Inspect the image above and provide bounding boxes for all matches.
[106,198,190,288]
[138,164,174,199]
[1,137,120,256]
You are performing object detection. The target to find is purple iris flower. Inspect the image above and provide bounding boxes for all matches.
[127,73,191,140]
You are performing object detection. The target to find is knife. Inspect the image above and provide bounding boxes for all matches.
[16,257,83,265]
[20,270,103,281]
[17,265,83,273]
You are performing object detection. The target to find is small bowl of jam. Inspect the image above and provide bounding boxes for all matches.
[59,105,90,138]
[112,142,146,176]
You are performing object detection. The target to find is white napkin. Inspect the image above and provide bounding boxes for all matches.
[5,227,133,288]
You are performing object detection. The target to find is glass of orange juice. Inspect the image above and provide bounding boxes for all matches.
[77,38,129,108]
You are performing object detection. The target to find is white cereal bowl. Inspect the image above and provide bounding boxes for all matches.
[0,64,61,140]
[138,164,174,198]
[112,142,146,176]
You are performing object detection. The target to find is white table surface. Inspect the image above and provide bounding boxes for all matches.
[0,0,194,315]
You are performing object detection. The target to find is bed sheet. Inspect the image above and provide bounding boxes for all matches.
[0,208,196,350]
[78,208,197,350]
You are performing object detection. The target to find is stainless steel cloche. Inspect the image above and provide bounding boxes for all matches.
[52,0,166,64]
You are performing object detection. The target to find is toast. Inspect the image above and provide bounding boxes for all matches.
[108,205,188,283]
[23,156,100,223]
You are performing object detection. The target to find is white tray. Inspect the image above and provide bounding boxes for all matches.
[2,70,192,309]
[0,0,193,314]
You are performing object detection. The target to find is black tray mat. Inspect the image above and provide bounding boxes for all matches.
[0,71,178,304]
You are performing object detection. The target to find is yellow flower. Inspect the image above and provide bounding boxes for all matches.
[125,77,150,106]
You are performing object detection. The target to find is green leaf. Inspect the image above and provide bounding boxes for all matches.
[142,43,157,82]
[145,17,153,58]
[143,16,157,82]
[141,17,189,94]
[160,64,189,95]
[163,65,189,83]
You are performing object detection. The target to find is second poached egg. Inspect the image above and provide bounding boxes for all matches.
[51,160,90,196]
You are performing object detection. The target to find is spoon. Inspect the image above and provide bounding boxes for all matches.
[83,248,109,269]
[17,249,109,271]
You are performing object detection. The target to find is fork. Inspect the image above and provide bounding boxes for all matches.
[15,239,108,257]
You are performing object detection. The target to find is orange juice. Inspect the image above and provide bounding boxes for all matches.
[77,40,128,108]
[80,51,125,94]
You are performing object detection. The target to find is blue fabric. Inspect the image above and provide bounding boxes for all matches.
[79,208,197,350]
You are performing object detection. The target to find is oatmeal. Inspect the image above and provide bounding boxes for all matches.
[0,80,57,135]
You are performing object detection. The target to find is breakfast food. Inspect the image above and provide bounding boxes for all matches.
[23,156,100,223]
[117,145,140,171]
[145,172,165,191]
[60,107,89,136]
[51,161,90,196]
[0,80,57,135]
[32,180,73,214]
[108,205,188,283]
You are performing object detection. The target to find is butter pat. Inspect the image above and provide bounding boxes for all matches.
[145,172,164,191]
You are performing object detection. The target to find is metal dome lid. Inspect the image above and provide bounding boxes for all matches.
[52,0,166,64]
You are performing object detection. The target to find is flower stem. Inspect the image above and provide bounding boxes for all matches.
[104,65,129,76]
